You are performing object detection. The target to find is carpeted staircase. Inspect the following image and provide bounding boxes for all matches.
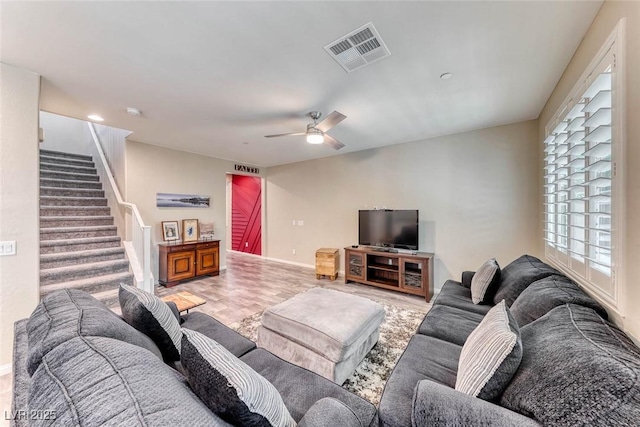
[39,149,134,307]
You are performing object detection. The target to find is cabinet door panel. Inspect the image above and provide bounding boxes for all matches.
[399,259,426,296]
[168,251,195,282]
[346,251,365,281]
[196,247,219,275]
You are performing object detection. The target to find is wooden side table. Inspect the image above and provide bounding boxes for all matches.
[316,248,339,280]
[161,291,206,313]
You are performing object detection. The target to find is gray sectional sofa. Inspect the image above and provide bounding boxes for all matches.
[12,254,640,426]
[378,254,640,427]
[11,289,378,427]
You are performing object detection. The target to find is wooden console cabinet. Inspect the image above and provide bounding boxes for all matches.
[159,240,220,287]
[344,246,434,302]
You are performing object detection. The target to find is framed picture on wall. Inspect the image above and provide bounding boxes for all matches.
[161,221,180,241]
[182,219,199,243]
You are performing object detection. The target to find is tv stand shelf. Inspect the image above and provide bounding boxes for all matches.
[344,246,434,302]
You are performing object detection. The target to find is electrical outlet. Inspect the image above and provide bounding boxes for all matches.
[245,242,248,247]
[297,220,304,226]
[292,220,296,226]
[292,249,296,255]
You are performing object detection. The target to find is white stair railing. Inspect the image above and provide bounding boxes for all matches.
[87,122,153,293]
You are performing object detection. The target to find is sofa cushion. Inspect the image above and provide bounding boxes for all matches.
[432,280,493,315]
[493,255,560,306]
[26,288,161,376]
[378,334,461,427]
[29,335,230,426]
[455,301,522,401]
[417,304,485,346]
[240,348,377,425]
[181,329,296,427]
[119,284,183,362]
[181,311,256,357]
[471,258,501,304]
[510,274,608,327]
[500,304,640,426]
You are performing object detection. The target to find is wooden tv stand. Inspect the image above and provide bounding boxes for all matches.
[344,246,434,302]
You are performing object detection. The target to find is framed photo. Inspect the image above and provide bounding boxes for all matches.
[161,221,180,241]
[182,219,199,243]
[200,221,215,240]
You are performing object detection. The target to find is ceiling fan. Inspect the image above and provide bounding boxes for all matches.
[264,111,347,150]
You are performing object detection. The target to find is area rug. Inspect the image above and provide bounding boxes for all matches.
[231,300,429,405]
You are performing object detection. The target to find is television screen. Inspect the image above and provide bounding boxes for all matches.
[358,210,418,250]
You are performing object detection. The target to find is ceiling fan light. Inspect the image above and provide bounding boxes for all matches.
[306,129,324,144]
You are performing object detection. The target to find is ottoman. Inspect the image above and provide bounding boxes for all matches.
[257,288,385,385]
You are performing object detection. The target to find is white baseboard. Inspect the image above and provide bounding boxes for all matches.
[263,256,315,271]
[624,317,640,347]
[0,363,11,376]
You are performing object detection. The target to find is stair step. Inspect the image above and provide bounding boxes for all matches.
[40,247,126,269]
[39,149,93,162]
[94,288,122,309]
[40,236,121,254]
[40,195,107,207]
[40,271,134,299]
[40,162,97,175]
[40,215,114,227]
[40,187,105,198]
[40,259,130,285]
[40,178,102,190]
[40,170,100,182]
[40,155,94,168]
[40,225,118,240]
[41,206,110,217]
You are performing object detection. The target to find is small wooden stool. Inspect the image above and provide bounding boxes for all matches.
[316,248,339,280]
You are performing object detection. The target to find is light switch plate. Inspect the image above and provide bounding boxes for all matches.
[0,241,16,256]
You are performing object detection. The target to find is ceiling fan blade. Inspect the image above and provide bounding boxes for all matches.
[264,132,306,138]
[324,134,345,150]
[316,111,346,132]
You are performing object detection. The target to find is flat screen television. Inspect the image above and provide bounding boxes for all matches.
[358,210,419,250]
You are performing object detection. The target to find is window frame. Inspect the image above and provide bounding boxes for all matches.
[543,20,626,315]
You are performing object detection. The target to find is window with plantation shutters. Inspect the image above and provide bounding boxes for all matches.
[543,26,624,308]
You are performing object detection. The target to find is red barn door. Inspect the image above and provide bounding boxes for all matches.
[231,175,262,255]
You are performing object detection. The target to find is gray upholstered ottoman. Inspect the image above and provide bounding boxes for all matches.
[257,287,385,384]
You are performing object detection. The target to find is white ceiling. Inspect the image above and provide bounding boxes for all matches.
[1,1,603,167]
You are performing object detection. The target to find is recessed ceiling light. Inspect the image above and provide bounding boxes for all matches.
[440,72,453,80]
[242,142,249,145]
[126,107,142,116]
[87,114,104,122]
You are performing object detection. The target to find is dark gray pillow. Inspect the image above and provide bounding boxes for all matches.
[119,284,182,362]
[29,336,230,426]
[26,288,161,376]
[181,328,296,427]
[510,274,608,326]
[493,255,560,306]
[470,258,501,305]
[500,304,640,426]
[455,301,522,401]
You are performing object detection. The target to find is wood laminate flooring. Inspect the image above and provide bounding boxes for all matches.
[0,251,432,426]
[156,251,431,325]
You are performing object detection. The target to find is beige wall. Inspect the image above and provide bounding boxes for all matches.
[0,63,41,368]
[538,0,640,340]
[125,141,256,279]
[39,111,91,155]
[266,120,541,290]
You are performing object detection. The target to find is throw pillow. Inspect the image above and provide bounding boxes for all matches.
[181,328,296,427]
[455,300,522,401]
[470,258,501,305]
[119,284,182,362]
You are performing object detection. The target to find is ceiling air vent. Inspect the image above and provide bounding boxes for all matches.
[324,22,391,73]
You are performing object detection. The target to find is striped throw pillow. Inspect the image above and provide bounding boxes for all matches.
[119,284,183,361]
[181,329,296,427]
[455,300,522,400]
[471,258,501,304]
